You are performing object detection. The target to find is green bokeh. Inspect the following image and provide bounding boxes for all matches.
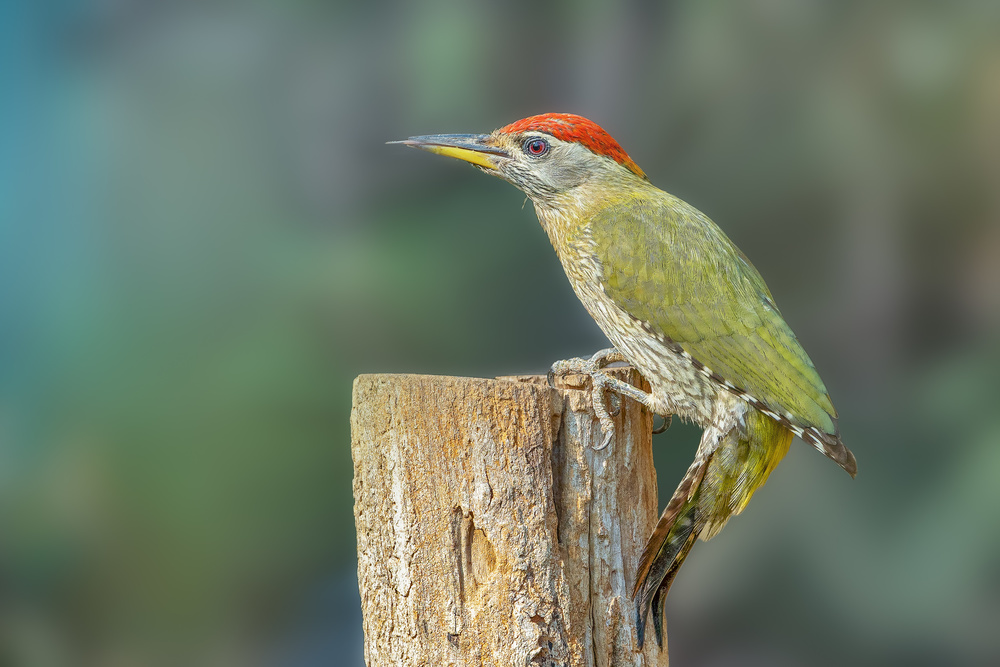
[2,1,998,665]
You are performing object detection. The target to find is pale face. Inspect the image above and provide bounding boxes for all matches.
[487,132,630,203]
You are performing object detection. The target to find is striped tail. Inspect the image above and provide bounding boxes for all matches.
[633,410,794,649]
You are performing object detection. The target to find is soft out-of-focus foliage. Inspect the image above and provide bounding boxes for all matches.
[1,1,998,665]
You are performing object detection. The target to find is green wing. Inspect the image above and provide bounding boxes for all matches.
[589,193,837,436]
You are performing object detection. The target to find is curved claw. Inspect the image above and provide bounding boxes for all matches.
[589,347,627,368]
[590,376,617,451]
[652,414,673,435]
[550,350,649,453]
[593,404,616,450]
[595,425,614,451]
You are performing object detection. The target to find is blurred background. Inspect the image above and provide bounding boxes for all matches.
[2,0,999,665]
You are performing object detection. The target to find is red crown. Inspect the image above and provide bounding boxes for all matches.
[499,113,646,179]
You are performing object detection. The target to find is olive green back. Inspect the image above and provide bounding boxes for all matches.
[589,192,837,436]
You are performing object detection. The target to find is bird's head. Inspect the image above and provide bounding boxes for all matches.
[393,113,648,207]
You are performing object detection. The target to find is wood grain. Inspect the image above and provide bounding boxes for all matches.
[351,369,667,666]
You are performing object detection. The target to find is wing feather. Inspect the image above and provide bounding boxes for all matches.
[589,193,837,436]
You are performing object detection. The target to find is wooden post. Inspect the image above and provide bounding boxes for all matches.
[351,369,667,666]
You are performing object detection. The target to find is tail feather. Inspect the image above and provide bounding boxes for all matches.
[800,425,857,477]
[634,462,704,649]
[633,410,794,649]
[636,515,698,649]
[632,456,707,599]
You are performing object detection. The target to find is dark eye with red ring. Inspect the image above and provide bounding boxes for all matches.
[524,138,549,157]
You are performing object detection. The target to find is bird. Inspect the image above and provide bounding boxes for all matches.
[392,113,857,650]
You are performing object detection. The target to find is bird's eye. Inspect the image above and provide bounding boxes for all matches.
[524,138,549,157]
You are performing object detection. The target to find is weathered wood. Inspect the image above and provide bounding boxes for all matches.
[351,369,667,666]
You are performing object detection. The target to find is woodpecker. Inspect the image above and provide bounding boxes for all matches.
[393,113,856,650]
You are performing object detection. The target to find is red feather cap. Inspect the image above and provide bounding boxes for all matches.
[498,113,646,179]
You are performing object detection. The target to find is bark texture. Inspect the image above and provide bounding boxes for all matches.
[351,369,667,666]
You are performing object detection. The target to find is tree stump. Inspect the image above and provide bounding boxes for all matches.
[351,369,667,666]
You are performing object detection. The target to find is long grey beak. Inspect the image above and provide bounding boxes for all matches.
[388,133,509,170]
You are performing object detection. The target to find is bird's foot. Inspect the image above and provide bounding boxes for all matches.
[549,348,657,450]
[652,414,673,434]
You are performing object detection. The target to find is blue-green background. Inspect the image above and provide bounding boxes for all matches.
[2,1,999,665]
